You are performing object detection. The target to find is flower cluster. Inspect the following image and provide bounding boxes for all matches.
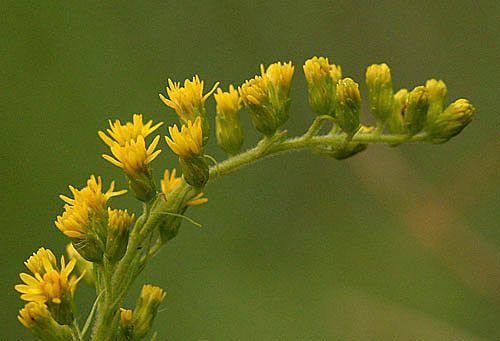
[55,175,127,261]
[15,248,82,326]
[15,56,475,340]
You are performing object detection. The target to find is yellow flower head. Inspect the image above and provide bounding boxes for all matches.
[303,56,342,84]
[56,176,126,239]
[165,117,203,158]
[303,56,342,117]
[261,61,294,95]
[18,302,51,329]
[214,85,241,118]
[108,208,135,232]
[159,75,219,122]
[24,248,57,276]
[160,168,208,206]
[15,253,81,305]
[102,135,162,176]
[239,75,269,108]
[120,308,133,327]
[139,284,166,303]
[98,114,163,147]
[161,168,183,195]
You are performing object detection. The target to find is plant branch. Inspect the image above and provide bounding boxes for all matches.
[209,124,428,180]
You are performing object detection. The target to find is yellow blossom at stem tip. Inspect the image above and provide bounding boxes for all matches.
[15,254,81,305]
[102,135,161,176]
[165,117,203,158]
[161,169,208,206]
[56,176,127,239]
[214,85,241,117]
[24,248,57,276]
[159,75,219,122]
[98,114,163,147]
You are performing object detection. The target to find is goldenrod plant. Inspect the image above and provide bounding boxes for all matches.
[15,57,475,340]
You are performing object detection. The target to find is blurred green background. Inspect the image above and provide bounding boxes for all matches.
[2,1,499,339]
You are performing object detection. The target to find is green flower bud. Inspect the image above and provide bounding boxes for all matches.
[18,302,73,341]
[404,86,430,135]
[126,167,156,202]
[335,78,361,136]
[303,56,342,116]
[425,79,448,128]
[106,208,134,262]
[132,285,166,339]
[428,99,475,143]
[388,88,408,135]
[332,143,368,160]
[72,234,103,263]
[365,63,394,124]
[214,86,244,155]
[179,156,209,188]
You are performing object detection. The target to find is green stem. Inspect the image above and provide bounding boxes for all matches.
[90,117,428,339]
[210,130,427,180]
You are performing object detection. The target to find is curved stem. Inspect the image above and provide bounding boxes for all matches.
[210,127,427,180]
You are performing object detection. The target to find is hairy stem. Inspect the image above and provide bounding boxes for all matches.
[210,124,427,180]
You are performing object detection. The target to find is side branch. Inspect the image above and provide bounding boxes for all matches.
[209,128,428,180]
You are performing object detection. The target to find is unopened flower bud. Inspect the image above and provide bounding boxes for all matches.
[365,63,394,124]
[119,308,134,339]
[179,156,209,188]
[388,88,408,135]
[425,79,447,127]
[132,284,166,339]
[428,99,475,144]
[214,85,244,155]
[106,208,134,262]
[303,56,342,116]
[18,302,73,340]
[404,86,430,135]
[72,235,104,263]
[335,78,361,136]
[126,168,157,202]
[314,142,367,160]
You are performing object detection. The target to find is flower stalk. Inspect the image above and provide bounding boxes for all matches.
[14,56,475,340]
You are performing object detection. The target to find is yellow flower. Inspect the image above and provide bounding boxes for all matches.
[132,284,166,339]
[24,248,57,275]
[239,61,294,136]
[186,193,208,207]
[262,61,294,95]
[303,56,342,116]
[120,308,133,327]
[15,254,81,305]
[56,176,126,239]
[165,117,203,157]
[161,168,208,206]
[159,75,219,122]
[98,114,163,147]
[140,284,166,302]
[18,302,51,329]
[161,168,183,195]
[239,75,268,108]
[108,208,135,232]
[18,302,73,338]
[214,85,241,117]
[102,135,162,175]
